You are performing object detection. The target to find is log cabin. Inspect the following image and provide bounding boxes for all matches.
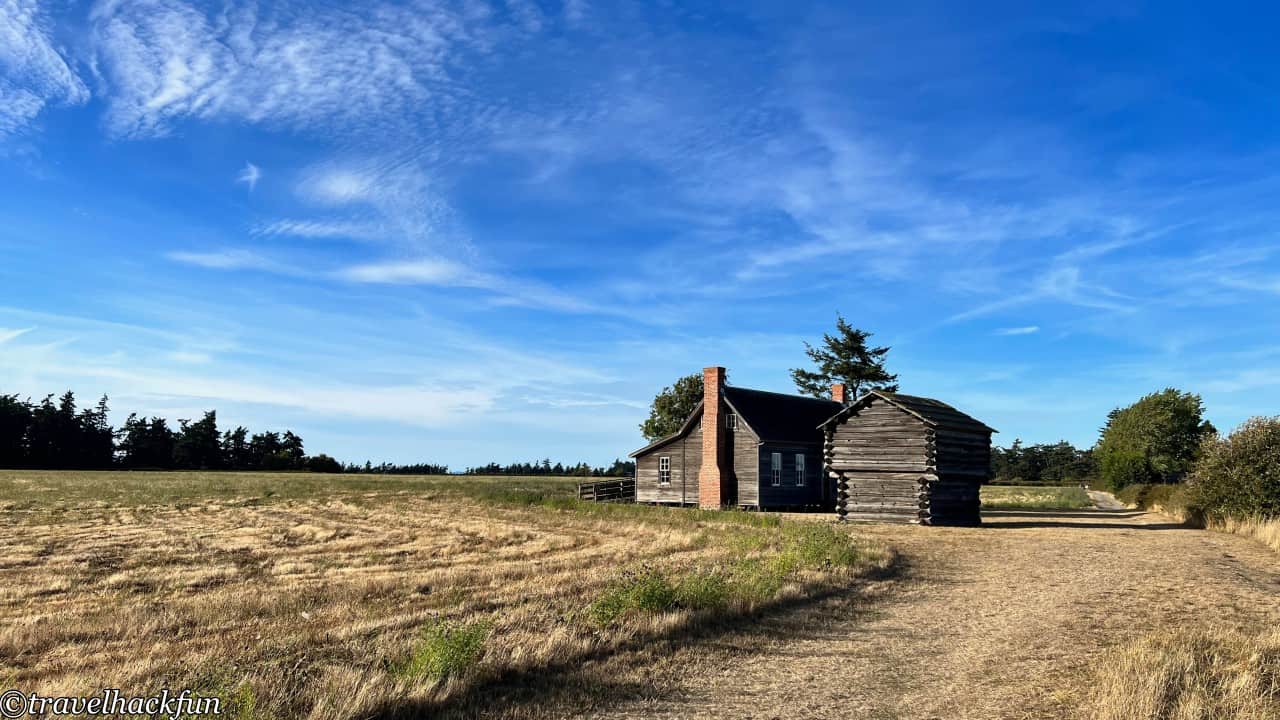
[818,391,996,525]
[630,367,841,510]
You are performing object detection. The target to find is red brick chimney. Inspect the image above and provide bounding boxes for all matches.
[699,366,727,509]
[831,383,848,404]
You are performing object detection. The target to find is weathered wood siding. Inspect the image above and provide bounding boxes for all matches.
[754,443,825,509]
[733,424,759,507]
[825,396,991,525]
[635,420,702,504]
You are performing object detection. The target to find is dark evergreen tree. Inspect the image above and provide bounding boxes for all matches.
[0,394,32,467]
[118,414,177,469]
[281,431,305,468]
[174,411,224,469]
[221,426,251,469]
[791,314,898,399]
[75,395,114,469]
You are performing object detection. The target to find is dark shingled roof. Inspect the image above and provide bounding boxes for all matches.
[818,390,997,434]
[724,386,841,444]
[629,386,841,457]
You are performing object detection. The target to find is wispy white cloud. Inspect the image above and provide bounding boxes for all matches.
[298,168,379,206]
[338,257,601,314]
[253,219,384,242]
[994,326,1040,336]
[0,0,90,138]
[166,249,289,273]
[0,327,34,344]
[339,258,473,285]
[86,0,528,138]
[949,265,1132,323]
[236,161,260,190]
[287,160,457,252]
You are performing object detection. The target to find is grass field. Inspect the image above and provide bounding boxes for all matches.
[981,484,1094,510]
[0,470,889,719]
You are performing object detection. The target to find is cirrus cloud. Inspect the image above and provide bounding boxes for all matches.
[0,0,89,137]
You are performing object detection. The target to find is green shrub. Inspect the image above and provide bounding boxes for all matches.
[589,523,866,625]
[783,523,863,569]
[588,568,677,625]
[1098,448,1158,491]
[396,618,491,681]
[674,570,730,610]
[1096,389,1213,489]
[727,558,786,603]
[1115,483,1193,519]
[1190,417,1280,521]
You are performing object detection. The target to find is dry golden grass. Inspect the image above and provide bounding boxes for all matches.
[0,472,888,719]
[1208,515,1280,554]
[981,485,1093,510]
[1082,628,1280,720]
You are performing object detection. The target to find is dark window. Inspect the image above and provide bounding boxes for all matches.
[771,452,782,486]
[795,454,806,486]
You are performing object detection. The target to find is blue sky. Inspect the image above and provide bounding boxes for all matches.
[2,0,1279,467]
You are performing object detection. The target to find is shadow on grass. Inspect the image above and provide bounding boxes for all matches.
[366,551,907,720]
[983,509,1148,518]
[981,507,1198,531]
[982,520,1192,530]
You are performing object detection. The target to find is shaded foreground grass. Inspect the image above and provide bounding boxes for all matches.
[0,470,891,720]
[981,485,1093,510]
[1082,628,1280,720]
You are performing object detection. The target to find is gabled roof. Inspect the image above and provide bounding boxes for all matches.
[818,390,997,434]
[629,386,841,457]
[723,386,841,444]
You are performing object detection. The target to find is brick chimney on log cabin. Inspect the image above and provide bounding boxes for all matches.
[831,383,849,404]
[698,366,727,509]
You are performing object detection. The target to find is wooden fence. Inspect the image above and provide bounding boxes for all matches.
[577,477,636,503]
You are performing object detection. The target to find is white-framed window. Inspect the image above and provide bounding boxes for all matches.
[659,456,671,485]
[771,452,782,486]
[726,413,738,430]
[795,453,806,486]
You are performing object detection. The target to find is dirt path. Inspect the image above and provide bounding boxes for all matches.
[589,503,1280,720]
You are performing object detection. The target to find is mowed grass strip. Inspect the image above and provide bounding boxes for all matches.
[0,470,889,720]
[0,468,578,509]
[981,484,1094,510]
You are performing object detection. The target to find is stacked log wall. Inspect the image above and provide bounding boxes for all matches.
[824,398,991,525]
[825,400,931,523]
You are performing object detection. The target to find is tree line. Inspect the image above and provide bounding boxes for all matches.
[990,440,1097,485]
[0,391,338,472]
[461,458,634,477]
[0,389,636,477]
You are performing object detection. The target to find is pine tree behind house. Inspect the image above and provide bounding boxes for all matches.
[791,314,898,399]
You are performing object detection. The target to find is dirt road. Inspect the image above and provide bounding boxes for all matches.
[592,498,1280,720]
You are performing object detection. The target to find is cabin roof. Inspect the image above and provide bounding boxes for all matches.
[723,386,841,444]
[629,386,841,457]
[818,390,997,434]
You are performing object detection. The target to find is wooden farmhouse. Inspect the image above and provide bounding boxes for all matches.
[819,391,996,525]
[630,367,841,510]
